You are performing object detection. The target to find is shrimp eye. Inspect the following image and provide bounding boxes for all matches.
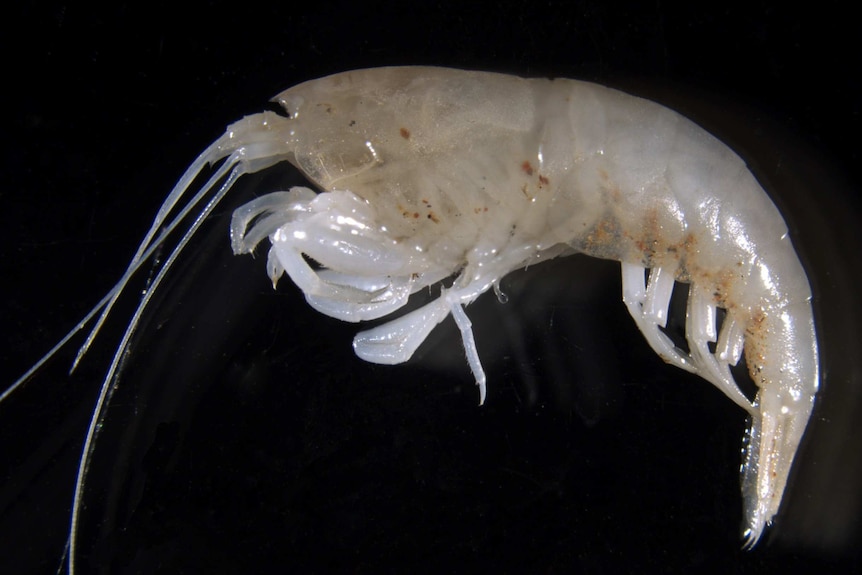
[276,94,305,119]
[263,101,291,119]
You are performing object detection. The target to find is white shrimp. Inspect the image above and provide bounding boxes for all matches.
[7,67,818,569]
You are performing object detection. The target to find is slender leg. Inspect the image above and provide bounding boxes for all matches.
[230,187,317,254]
[686,286,755,412]
[620,262,695,373]
[621,261,754,413]
[447,296,487,404]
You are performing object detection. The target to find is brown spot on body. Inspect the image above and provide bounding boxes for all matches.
[634,237,658,261]
[538,174,550,186]
[427,212,440,223]
[683,233,698,249]
[746,310,766,336]
[713,269,739,307]
[521,161,534,176]
[585,218,620,252]
[742,308,770,385]
[397,203,412,219]
[400,127,411,139]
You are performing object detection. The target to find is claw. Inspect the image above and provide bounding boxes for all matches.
[353,297,450,364]
[353,286,489,404]
[266,248,285,289]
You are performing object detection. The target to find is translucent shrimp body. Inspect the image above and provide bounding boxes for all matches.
[230,68,818,545]
[9,67,819,567]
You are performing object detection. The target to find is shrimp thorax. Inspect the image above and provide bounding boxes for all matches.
[231,186,480,379]
[231,184,568,405]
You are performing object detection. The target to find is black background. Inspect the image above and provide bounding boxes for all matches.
[1,2,861,574]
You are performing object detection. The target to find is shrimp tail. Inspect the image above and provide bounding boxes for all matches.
[741,382,817,548]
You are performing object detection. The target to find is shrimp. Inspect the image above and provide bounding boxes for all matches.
[7,67,818,567]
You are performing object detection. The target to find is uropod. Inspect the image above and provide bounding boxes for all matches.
[7,67,819,565]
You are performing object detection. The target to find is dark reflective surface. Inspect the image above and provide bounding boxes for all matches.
[2,3,860,574]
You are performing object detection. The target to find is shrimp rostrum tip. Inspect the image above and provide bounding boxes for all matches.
[14,67,819,554]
